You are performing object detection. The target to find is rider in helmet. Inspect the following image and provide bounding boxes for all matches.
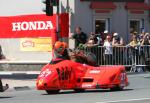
[51,41,70,64]
[61,42,70,60]
[54,41,65,56]
[52,41,96,66]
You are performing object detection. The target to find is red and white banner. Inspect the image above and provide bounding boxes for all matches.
[0,13,69,39]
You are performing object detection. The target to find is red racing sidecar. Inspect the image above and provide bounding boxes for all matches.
[36,60,129,94]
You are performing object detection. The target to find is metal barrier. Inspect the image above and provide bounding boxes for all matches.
[83,45,150,71]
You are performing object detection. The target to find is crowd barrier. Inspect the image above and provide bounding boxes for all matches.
[83,45,150,71]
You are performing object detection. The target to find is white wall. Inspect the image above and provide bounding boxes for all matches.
[0,0,52,62]
[0,0,150,61]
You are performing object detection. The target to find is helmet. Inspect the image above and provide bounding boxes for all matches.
[54,41,64,54]
[62,42,68,49]
[54,41,63,50]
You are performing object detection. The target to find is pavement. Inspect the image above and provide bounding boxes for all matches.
[2,79,36,92]
[0,71,39,92]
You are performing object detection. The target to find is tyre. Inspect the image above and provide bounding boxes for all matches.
[74,89,85,93]
[46,90,60,94]
[110,86,124,91]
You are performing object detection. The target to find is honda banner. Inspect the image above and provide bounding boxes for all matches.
[0,13,69,39]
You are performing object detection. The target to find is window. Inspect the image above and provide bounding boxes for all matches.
[129,19,144,33]
[95,19,109,34]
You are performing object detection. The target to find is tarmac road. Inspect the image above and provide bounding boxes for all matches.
[0,73,150,103]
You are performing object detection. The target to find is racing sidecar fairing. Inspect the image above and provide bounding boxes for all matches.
[36,60,129,94]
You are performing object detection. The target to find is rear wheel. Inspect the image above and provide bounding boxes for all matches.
[110,86,124,91]
[74,89,85,93]
[46,90,60,94]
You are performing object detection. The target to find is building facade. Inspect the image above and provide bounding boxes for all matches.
[0,0,150,62]
[60,0,150,43]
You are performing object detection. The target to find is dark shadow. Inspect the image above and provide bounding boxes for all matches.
[123,88,134,91]
[42,88,133,95]
[0,96,13,99]
[109,88,134,93]
[14,86,31,91]
[144,77,150,79]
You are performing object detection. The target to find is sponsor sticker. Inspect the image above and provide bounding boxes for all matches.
[82,84,92,88]
[89,70,100,74]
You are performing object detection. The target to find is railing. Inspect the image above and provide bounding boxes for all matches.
[83,45,150,69]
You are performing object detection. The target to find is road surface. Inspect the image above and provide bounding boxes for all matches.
[0,73,150,103]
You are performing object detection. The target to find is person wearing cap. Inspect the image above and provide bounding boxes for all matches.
[102,30,109,44]
[104,30,108,34]
[112,32,124,46]
[103,35,113,65]
[51,41,70,64]
[61,42,70,60]
[112,32,124,65]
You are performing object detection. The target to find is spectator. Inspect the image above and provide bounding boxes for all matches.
[0,45,5,60]
[128,32,140,48]
[102,30,109,45]
[103,35,113,65]
[112,32,124,46]
[94,33,103,46]
[141,33,150,71]
[138,32,148,65]
[127,32,141,72]
[141,32,150,46]
[86,33,95,47]
[112,32,124,64]
[86,32,101,47]
[72,27,87,48]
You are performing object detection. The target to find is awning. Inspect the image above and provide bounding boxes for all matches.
[126,2,150,10]
[90,2,116,9]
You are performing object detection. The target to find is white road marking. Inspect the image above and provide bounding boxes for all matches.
[96,98,150,103]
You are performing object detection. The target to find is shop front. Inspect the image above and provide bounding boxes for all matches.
[67,0,150,43]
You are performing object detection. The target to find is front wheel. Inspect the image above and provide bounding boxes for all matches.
[74,89,85,93]
[46,90,60,94]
